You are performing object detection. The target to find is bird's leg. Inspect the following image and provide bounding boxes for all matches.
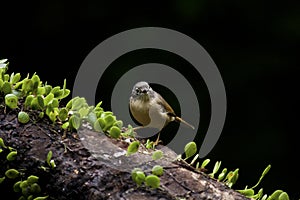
[133,126,144,131]
[153,131,161,146]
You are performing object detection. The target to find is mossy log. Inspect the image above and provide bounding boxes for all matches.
[0,109,250,200]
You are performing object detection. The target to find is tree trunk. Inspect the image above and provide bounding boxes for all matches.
[0,110,249,200]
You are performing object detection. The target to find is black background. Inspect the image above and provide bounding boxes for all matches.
[2,1,299,199]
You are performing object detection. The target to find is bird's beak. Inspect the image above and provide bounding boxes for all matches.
[142,90,148,94]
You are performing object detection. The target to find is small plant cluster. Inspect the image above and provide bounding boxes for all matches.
[131,165,163,189]
[0,137,48,200]
[130,149,164,188]
[177,142,290,200]
[0,59,125,139]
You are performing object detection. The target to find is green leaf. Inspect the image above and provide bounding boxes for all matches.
[58,108,68,121]
[109,126,121,139]
[13,181,22,192]
[237,188,255,197]
[46,151,52,166]
[44,84,52,95]
[0,177,5,184]
[51,98,59,108]
[18,111,30,124]
[11,73,21,84]
[79,107,90,118]
[31,98,40,110]
[22,78,33,93]
[24,95,34,109]
[0,58,8,64]
[5,93,18,109]
[95,101,102,108]
[126,141,140,156]
[33,196,49,200]
[184,141,197,159]
[122,124,134,137]
[62,122,69,130]
[267,190,283,200]
[103,115,116,132]
[6,151,17,161]
[44,93,54,105]
[201,158,210,169]
[37,95,44,109]
[152,165,164,176]
[69,115,81,130]
[0,137,7,148]
[71,97,86,111]
[27,175,39,184]
[2,81,12,94]
[278,192,289,200]
[209,161,221,178]
[37,86,45,95]
[113,120,123,129]
[31,74,40,92]
[152,150,163,160]
[218,168,227,181]
[145,175,160,189]
[30,183,41,193]
[5,169,19,179]
[131,168,145,186]
[251,164,271,189]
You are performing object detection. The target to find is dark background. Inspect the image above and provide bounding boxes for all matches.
[2,1,299,199]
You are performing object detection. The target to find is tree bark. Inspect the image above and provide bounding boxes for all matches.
[0,110,250,200]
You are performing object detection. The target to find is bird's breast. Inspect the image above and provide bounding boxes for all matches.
[130,99,151,126]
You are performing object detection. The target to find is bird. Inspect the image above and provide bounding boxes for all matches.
[129,81,194,145]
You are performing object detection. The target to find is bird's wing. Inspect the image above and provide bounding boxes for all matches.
[155,93,176,115]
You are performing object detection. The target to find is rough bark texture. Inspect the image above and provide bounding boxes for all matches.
[0,108,250,200]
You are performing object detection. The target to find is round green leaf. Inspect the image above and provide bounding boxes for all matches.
[24,95,34,109]
[126,141,140,156]
[5,93,18,109]
[30,183,41,193]
[18,111,30,124]
[145,175,160,189]
[6,151,17,161]
[152,165,164,176]
[13,181,22,192]
[152,150,163,160]
[27,175,39,184]
[109,126,121,139]
[2,81,12,94]
[184,141,197,159]
[69,115,81,130]
[5,169,19,179]
[131,168,145,186]
[279,192,289,200]
[58,108,68,121]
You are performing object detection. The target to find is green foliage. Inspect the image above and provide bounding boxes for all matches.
[0,137,48,199]
[184,141,197,160]
[176,141,290,199]
[152,150,163,160]
[131,168,146,186]
[18,111,30,124]
[126,141,140,156]
[5,93,18,109]
[46,151,56,169]
[145,175,160,189]
[151,165,164,176]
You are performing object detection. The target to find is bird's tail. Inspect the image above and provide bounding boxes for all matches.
[175,116,195,130]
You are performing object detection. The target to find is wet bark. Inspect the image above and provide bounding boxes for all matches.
[0,109,250,200]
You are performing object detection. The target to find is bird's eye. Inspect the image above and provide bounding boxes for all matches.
[135,88,140,94]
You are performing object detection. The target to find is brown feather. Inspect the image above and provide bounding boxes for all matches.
[156,93,194,129]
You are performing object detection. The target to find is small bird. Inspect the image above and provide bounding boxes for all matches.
[129,81,194,145]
